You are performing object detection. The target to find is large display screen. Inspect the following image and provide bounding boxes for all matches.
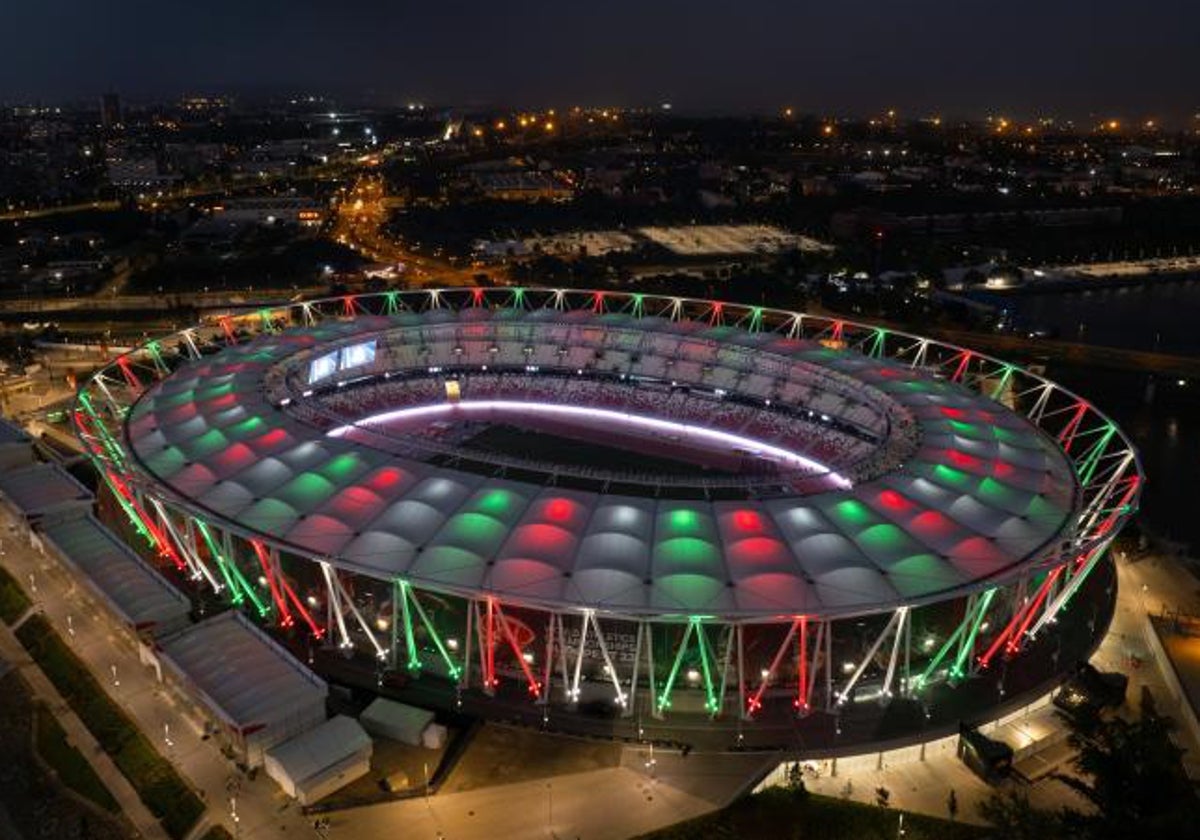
[307,340,377,385]
[340,340,376,370]
[308,351,338,384]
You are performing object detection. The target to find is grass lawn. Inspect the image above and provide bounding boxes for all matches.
[0,672,131,840]
[17,614,205,840]
[34,705,120,813]
[0,563,32,624]
[636,787,991,840]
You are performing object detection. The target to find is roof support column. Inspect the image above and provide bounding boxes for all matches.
[824,620,833,711]
[803,620,825,714]
[540,614,557,707]
[473,599,494,694]
[319,562,351,650]
[911,339,929,369]
[397,578,418,670]
[569,610,589,704]
[837,608,903,707]
[797,616,808,711]
[626,621,644,719]
[328,564,385,658]
[389,580,399,671]
[491,599,542,700]
[554,613,570,703]
[401,582,460,680]
[588,611,627,710]
[882,607,910,700]
[1031,539,1114,638]
[150,498,220,593]
[656,622,695,717]
[747,618,801,717]
[717,623,735,718]
[737,624,747,721]
[461,598,475,692]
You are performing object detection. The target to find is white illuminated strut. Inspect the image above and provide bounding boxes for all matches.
[327,399,852,487]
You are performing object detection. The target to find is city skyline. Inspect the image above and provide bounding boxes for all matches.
[3,0,1198,121]
[2,5,1200,836]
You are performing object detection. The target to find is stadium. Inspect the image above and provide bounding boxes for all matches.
[72,287,1141,752]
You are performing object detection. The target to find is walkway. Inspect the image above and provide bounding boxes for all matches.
[0,605,167,840]
[0,515,311,839]
[800,549,1200,822]
[0,508,750,840]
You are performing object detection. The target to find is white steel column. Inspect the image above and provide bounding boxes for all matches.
[588,612,627,708]
[717,624,735,717]
[837,609,903,706]
[882,607,910,699]
[461,599,474,691]
[737,624,747,720]
[569,611,589,703]
[627,621,644,718]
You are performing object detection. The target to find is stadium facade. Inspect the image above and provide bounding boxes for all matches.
[73,288,1141,748]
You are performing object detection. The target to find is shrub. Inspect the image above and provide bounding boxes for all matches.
[17,615,205,839]
[0,564,32,624]
[34,707,120,813]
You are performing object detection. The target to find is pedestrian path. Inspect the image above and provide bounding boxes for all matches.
[0,616,169,840]
[1,515,310,839]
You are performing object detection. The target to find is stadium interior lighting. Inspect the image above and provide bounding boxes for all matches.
[328,399,850,485]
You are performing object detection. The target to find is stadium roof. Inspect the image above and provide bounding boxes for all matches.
[123,309,1079,620]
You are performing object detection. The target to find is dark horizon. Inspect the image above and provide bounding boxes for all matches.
[3,0,1198,124]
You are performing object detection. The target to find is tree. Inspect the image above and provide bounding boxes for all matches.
[786,761,802,790]
[875,786,891,809]
[977,789,1062,839]
[1052,688,1200,838]
[979,688,1200,839]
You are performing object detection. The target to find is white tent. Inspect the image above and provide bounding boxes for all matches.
[0,462,93,524]
[264,715,372,805]
[360,698,434,747]
[41,514,191,637]
[156,611,328,766]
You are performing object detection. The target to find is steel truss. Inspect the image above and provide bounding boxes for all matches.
[70,288,1143,721]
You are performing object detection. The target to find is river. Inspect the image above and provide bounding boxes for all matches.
[996,280,1200,552]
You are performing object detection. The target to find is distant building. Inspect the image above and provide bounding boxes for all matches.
[105,155,180,189]
[100,92,121,130]
[472,170,574,202]
[831,206,1123,239]
[212,196,326,227]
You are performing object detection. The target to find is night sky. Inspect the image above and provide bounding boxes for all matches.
[4,0,1198,120]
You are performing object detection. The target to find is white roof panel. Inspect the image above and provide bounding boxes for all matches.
[119,308,1082,619]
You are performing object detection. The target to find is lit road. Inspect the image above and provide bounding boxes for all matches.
[331,175,496,287]
[0,199,121,221]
